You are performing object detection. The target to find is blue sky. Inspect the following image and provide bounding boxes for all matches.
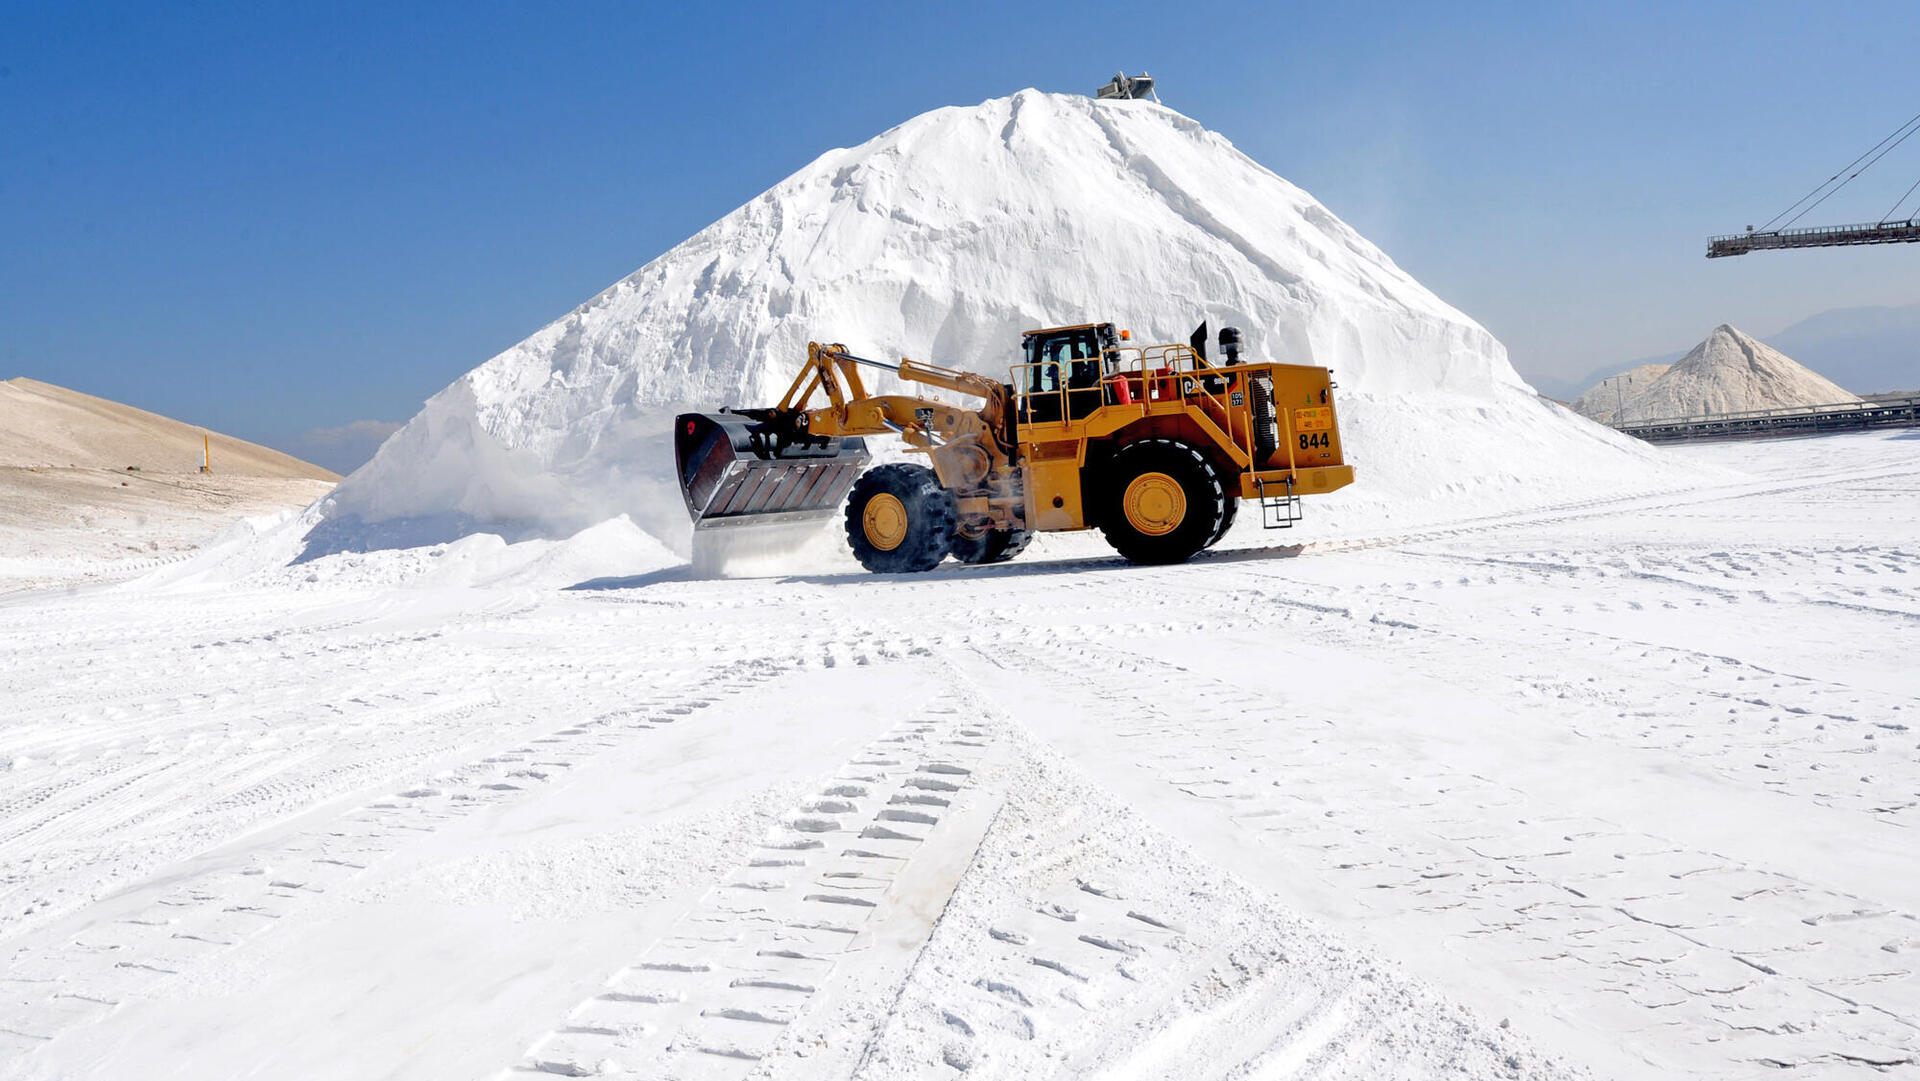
[6,1,1919,465]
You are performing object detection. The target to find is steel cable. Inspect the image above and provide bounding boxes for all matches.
[1884,173,1920,223]
[1760,109,1920,232]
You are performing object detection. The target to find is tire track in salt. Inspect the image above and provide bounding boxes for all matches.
[0,595,751,943]
[846,722,1570,1081]
[969,640,1920,1077]
[1136,546,1920,825]
[0,662,777,1063]
[503,707,999,1080]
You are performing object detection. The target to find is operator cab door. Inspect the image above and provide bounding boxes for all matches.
[1018,324,1116,425]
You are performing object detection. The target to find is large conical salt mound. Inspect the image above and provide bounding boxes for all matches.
[1610,325,1862,424]
[307,90,1702,558]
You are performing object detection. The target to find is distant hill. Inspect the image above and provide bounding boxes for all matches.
[1766,301,1920,394]
[279,420,405,476]
[1,377,338,479]
[1573,325,1861,424]
[1527,352,1686,404]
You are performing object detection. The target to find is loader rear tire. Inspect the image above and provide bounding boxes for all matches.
[845,463,956,573]
[1097,439,1226,566]
[1206,493,1239,549]
[950,527,1032,565]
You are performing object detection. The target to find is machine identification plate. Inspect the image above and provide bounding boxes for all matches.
[1293,407,1333,432]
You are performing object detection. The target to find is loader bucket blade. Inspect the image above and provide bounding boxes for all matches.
[674,412,870,532]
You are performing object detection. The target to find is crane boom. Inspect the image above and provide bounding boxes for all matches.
[1707,218,1920,257]
[1707,108,1920,258]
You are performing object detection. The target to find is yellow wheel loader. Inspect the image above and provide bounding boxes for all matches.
[674,323,1353,572]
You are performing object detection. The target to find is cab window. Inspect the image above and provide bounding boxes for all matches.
[1026,330,1101,388]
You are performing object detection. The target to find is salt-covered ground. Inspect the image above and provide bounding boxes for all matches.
[0,376,338,595]
[0,470,334,595]
[2,430,1916,1080]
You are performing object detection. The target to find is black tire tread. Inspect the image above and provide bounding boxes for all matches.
[1207,490,1240,548]
[1096,438,1226,566]
[845,463,957,573]
[950,527,1033,565]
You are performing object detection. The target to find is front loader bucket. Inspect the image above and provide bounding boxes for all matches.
[674,412,870,532]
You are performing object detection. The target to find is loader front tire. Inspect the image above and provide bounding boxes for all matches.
[846,463,956,573]
[950,526,1032,566]
[1097,439,1226,565]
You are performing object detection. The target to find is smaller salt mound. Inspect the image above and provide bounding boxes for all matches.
[1609,326,1861,424]
[1572,364,1672,425]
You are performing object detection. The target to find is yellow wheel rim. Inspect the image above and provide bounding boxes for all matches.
[1123,472,1186,536]
[862,493,909,551]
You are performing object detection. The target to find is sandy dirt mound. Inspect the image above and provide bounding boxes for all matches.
[1,377,337,479]
[0,378,335,592]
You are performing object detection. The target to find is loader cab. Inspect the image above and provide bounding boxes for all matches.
[1017,323,1119,425]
